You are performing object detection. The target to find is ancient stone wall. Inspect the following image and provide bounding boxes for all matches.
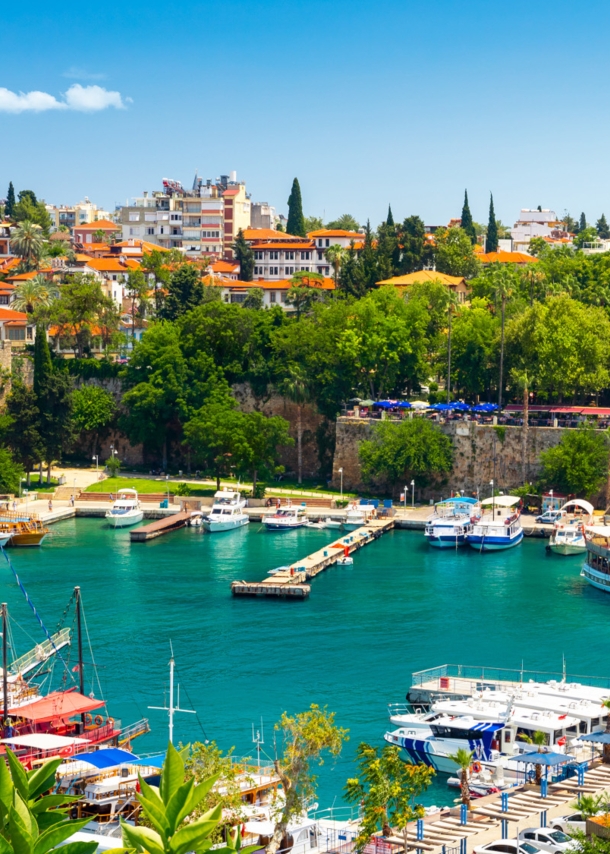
[332,417,608,502]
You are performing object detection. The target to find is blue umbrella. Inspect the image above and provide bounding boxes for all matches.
[472,403,498,412]
[397,401,412,409]
[451,402,471,411]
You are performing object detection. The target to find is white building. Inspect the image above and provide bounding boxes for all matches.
[510,209,570,252]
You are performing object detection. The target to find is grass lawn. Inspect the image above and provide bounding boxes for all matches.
[84,477,215,497]
[21,479,61,494]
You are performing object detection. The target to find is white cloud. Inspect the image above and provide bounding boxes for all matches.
[0,84,129,113]
[62,67,107,81]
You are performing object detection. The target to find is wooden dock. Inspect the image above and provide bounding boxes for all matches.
[231,518,394,599]
[130,511,191,542]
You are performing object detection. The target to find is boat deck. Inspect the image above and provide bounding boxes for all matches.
[231,518,394,599]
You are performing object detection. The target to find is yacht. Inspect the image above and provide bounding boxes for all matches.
[548,499,593,556]
[582,525,610,592]
[343,502,372,530]
[466,495,523,551]
[424,497,479,548]
[202,489,249,533]
[263,503,307,530]
[104,489,144,528]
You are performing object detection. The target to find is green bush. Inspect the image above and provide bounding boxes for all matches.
[175,482,192,496]
[251,482,266,499]
[105,455,121,478]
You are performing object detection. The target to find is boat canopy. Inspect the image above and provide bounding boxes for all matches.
[1,733,90,749]
[585,525,610,537]
[480,496,521,507]
[507,751,574,766]
[13,691,105,723]
[74,747,137,769]
[117,489,138,497]
[439,497,478,505]
[560,499,594,515]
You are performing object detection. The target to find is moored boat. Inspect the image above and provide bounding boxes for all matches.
[343,502,373,530]
[425,496,479,548]
[548,499,593,556]
[202,489,249,532]
[104,489,144,528]
[0,513,49,546]
[466,495,523,552]
[582,525,610,591]
[263,502,307,530]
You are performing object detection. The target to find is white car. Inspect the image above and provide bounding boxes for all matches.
[551,811,596,835]
[519,828,575,853]
[474,841,542,854]
[535,510,564,524]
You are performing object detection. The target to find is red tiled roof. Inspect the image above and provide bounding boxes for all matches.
[0,307,29,321]
[308,229,363,239]
[211,260,239,273]
[85,258,129,272]
[242,228,305,242]
[479,251,538,264]
[252,242,316,251]
[75,219,120,231]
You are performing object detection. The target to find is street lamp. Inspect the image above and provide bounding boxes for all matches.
[411,479,415,509]
[338,467,343,501]
[403,486,407,510]
[92,455,98,471]
[166,474,170,507]
[490,479,494,518]
[549,488,554,512]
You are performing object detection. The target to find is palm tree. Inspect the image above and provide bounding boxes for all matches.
[446,291,460,404]
[10,220,45,268]
[511,369,531,485]
[532,730,547,785]
[447,747,474,809]
[325,244,346,286]
[491,266,516,409]
[575,794,603,819]
[12,275,59,315]
[281,365,310,485]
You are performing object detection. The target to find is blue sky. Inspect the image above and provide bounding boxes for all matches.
[2,0,610,228]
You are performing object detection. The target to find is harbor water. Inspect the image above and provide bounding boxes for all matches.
[3,519,609,807]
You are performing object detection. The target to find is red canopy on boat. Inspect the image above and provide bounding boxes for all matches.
[12,691,104,723]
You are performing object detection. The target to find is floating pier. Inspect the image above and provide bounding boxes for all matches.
[231,518,394,599]
[130,511,192,542]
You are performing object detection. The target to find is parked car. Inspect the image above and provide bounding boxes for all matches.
[474,841,543,854]
[551,811,601,835]
[535,510,565,524]
[518,828,575,853]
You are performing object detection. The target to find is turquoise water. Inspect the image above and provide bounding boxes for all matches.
[2,521,608,807]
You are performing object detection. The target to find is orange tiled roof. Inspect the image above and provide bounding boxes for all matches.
[7,269,52,281]
[479,251,538,264]
[377,271,467,287]
[242,228,306,242]
[85,258,129,273]
[229,277,336,291]
[80,242,110,252]
[308,229,363,239]
[76,219,120,231]
[0,258,20,273]
[210,260,239,273]
[0,307,29,321]
[252,241,315,251]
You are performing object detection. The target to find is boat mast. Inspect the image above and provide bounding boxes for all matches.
[2,603,7,735]
[149,643,196,744]
[75,587,85,730]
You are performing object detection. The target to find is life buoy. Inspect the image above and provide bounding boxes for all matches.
[94,715,103,726]
[471,761,482,774]
[84,714,92,726]
[557,736,566,746]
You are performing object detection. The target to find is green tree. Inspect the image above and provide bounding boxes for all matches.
[539,427,609,497]
[528,237,548,257]
[487,194,499,253]
[122,741,254,854]
[345,743,433,852]
[72,385,116,454]
[376,218,398,281]
[574,226,599,249]
[48,274,118,357]
[280,365,311,484]
[232,229,254,281]
[447,748,474,809]
[266,705,348,854]
[239,410,293,492]
[142,250,171,315]
[12,190,52,233]
[11,221,45,268]
[325,244,346,286]
[434,226,481,278]
[338,243,364,297]
[37,370,75,481]
[445,291,460,403]
[286,178,306,237]
[358,220,379,289]
[563,212,578,234]
[597,214,610,240]
[161,264,205,321]
[325,213,360,231]
[12,276,59,315]
[386,205,394,227]
[579,212,587,232]
[461,190,477,244]
[285,272,326,319]
[125,267,150,340]
[4,382,43,486]
[242,288,264,310]
[5,182,15,218]
[359,418,453,493]
[0,447,24,495]
[447,298,498,399]
[490,264,517,408]
[33,326,53,398]
[183,399,249,489]
[397,215,427,274]
[304,216,323,233]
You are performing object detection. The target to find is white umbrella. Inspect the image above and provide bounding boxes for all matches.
[409,401,430,409]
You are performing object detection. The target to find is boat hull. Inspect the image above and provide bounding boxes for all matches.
[263,522,306,530]
[426,534,468,548]
[202,516,249,533]
[105,511,144,528]
[467,530,523,551]
[581,563,610,592]
[549,542,586,556]
[8,532,47,547]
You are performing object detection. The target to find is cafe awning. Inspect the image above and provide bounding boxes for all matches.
[508,751,574,766]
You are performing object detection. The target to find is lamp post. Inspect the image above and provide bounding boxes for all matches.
[92,455,98,471]
[490,479,494,518]
[549,488,553,513]
[403,487,407,510]
[166,474,170,507]
[411,479,415,509]
[338,467,343,501]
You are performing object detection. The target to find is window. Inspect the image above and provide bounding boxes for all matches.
[7,327,25,340]
[325,239,330,247]
[318,239,323,247]
[300,251,310,260]
[170,214,182,221]
[146,227,155,235]
[254,251,263,260]
[129,213,140,221]
[270,292,276,303]
[0,296,9,305]
[230,293,246,304]
[270,267,279,275]
[270,251,279,260]
[26,327,33,340]
[317,252,324,261]
[281,292,287,303]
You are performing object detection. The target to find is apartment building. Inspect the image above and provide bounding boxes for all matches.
[245,227,363,280]
[74,219,122,245]
[46,198,113,231]
[251,202,276,230]
[510,209,570,252]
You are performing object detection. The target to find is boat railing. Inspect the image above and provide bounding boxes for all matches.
[309,805,362,823]
[411,664,610,690]
[118,718,150,744]
[9,628,71,676]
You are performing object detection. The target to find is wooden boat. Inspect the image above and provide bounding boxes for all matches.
[0,511,49,547]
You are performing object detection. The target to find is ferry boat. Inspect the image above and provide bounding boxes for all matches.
[104,489,144,528]
[548,499,593,556]
[466,495,523,552]
[424,497,479,548]
[582,525,610,592]
[202,489,249,532]
[263,503,307,530]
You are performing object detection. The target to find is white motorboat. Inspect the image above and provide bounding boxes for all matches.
[202,489,249,533]
[425,497,479,548]
[305,520,327,530]
[343,502,373,530]
[336,556,354,565]
[548,499,593,556]
[188,511,204,527]
[325,519,343,529]
[104,489,144,528]
[467,495,523,551]
[263,503,307,530]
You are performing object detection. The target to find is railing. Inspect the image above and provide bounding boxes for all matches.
[118,718,150,744]
[309,805,362,823]
[10,628,71,676]
[411,664,610,690]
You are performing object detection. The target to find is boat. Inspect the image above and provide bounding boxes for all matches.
[104,489,144,528]
[548,499,593,556]
[424,497,479,548]
[325,520,343,529]
[268,565,290,576]
[202,489,249,532]
[343,502,372,530]
[466,495,523,551]
[582,525,610,592]
[0,512,49,547]
[188,511,204,527]
[305,520,327,530]
[262,503,307,530]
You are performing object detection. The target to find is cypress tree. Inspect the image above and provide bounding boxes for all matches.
[579,212,587,232]
[461,190,477,244]
[286,178,306,237]
[597,214,610,240]
[386,205,394,227]
[232,229,254,281]
[33,326,52,397]
[486,194,498,253]
[359,221,379,290]
[5,182,15,218]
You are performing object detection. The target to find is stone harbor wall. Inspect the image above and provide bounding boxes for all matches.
[332,417,608,502]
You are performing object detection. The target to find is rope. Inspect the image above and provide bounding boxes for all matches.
[79,591,105,703]
[0,546,73,680]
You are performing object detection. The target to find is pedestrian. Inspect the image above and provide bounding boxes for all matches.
[48,499,53,512]
[70,494,75,508]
